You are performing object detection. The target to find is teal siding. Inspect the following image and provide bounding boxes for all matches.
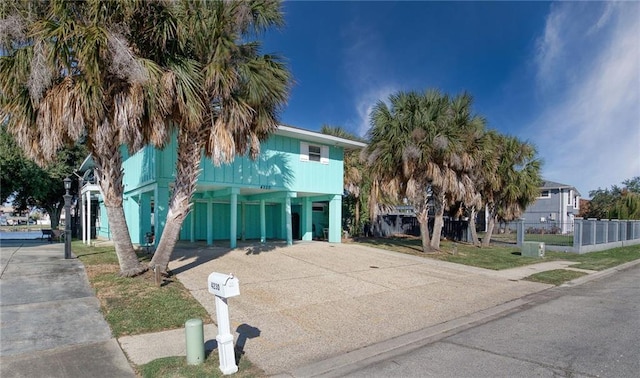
[156,134,344,195]
[122,145,156,191]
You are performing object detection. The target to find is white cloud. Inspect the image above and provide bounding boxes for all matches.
[528,2,640,197]
[352,86,397,137]
[340,18,399,138]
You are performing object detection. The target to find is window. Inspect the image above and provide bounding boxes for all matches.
[300,142,329,164]
[308,145,321,162]
[538,190,551,198]
[567,190,573,205]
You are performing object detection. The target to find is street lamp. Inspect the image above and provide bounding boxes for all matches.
[63,176,72,259]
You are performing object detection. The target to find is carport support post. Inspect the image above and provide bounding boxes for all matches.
[207,201,213,245]
[230,191,238,248]
[215,296,238,375]
[260,200,266,243]
[328,195,341,243]
[285,195,292,246]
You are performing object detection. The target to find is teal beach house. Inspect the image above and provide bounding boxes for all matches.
[81,125,365,248]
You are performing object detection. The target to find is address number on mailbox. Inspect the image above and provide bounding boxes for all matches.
[208,272,240,298]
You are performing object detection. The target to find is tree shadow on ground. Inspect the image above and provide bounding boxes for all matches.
[168,240,285,276]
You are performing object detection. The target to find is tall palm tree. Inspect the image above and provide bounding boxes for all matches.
[147,0,291,274]
[365,90,484,252]
[320,125,368,235]
[464,129,499,246]
[0,1,171,276]
[481,134,541,247]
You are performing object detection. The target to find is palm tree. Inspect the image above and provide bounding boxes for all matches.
[481,134,541,247]
[0,1,171,276]
[147,0,291,274]
[365,90,485,252]
[465,129,500,246]
[320,125,368,235]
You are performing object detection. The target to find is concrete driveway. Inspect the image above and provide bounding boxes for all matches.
[167,241,551,375]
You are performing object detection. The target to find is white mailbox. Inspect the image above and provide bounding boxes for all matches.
[208,272,240,298]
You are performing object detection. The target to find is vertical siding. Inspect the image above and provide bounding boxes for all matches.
[156,134,344,195]
[122,145,156,191]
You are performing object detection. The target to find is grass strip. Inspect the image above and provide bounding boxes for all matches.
[524,269,588,286]
[138,353,264,378]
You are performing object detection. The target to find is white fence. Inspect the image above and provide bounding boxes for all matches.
[517,218,640,254]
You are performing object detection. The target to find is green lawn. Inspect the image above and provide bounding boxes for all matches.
[351,236,640,283]
[480,232,574,246]
[72,241,263,377]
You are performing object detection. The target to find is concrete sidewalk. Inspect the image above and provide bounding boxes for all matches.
[0,239,135,378]
[120,241,580,375]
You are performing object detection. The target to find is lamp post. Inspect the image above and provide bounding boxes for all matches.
[63,177,72,259]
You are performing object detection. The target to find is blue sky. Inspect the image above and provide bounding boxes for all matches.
[262,1,640,198]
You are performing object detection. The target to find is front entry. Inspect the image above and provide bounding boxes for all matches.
[292,211,300,240]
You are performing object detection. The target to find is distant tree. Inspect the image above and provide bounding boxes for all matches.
[584,177,640,220]
[481,133,541,247]
[0,124,86,228]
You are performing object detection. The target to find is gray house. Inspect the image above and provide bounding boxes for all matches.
[521,180,581,234]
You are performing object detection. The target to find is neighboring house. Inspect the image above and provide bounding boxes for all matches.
[521,180,581,234]
[78,125,365,247]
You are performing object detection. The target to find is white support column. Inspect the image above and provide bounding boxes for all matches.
[86,191,92,244]
[230,192,238,248]
[207,201,213,245]
[81,191,86,244]
[260,200,266,243]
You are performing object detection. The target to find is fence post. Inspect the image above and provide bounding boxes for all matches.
[517,219,525,247]
[573,218,583,253]
[610,220,619,243]
[601,219,609,244]
[588,218,597,245]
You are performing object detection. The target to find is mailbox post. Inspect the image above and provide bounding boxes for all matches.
[208,272,240,375]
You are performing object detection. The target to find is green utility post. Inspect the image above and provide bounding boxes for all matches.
[185,318,205,365]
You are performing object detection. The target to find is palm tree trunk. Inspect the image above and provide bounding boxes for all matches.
[416,207,434,252]
[430,193,446,250]
[150,128,203,274]
[482,214,496,248]
[468,207,480,247]
[105,205,146,276]
[93,152,146,277]
[354,199,360,236]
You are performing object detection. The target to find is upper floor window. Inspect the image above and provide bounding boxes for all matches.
[308,145,321,162]
[538,190,551,198]
[300,142,329,164]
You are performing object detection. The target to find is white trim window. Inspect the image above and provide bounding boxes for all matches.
[300,142,329,164]
[538,190,551,199]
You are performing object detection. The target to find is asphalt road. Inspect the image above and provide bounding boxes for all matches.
[345,263,640,378]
